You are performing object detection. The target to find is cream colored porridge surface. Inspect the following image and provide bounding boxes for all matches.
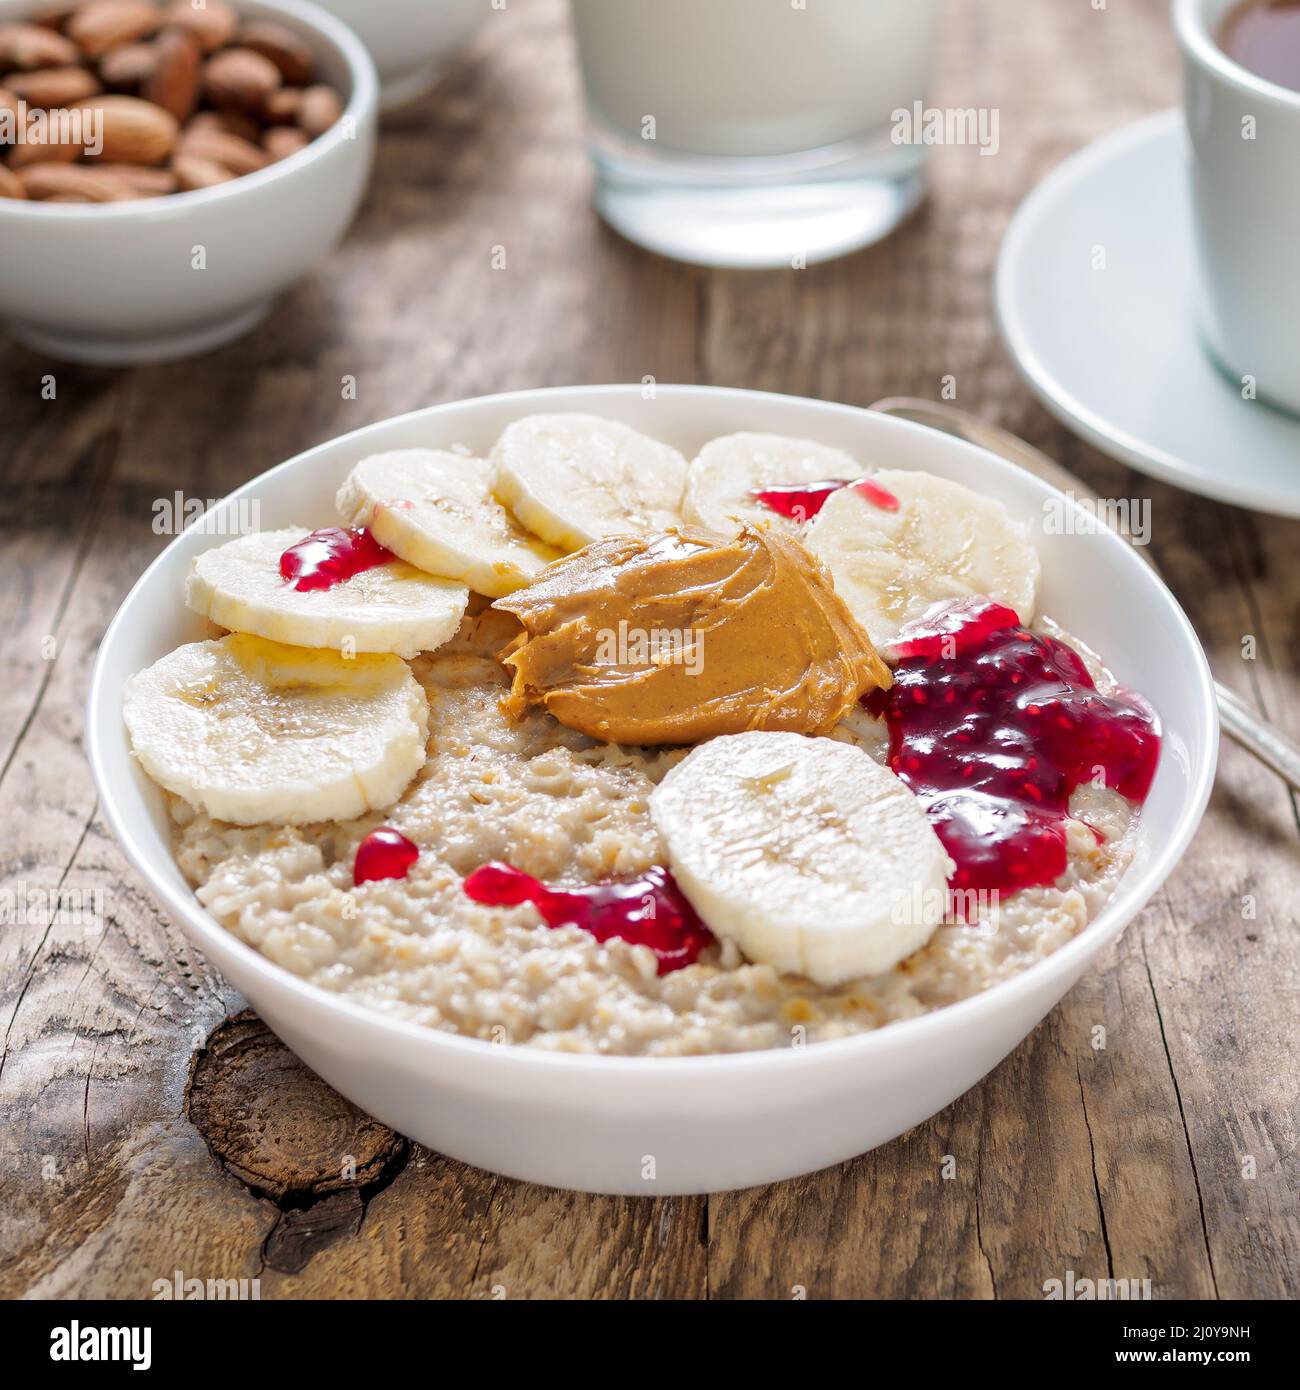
[174,606,1140,1057]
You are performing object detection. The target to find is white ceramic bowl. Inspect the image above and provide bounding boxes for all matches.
[86,385,1218,1195]
[314,0,488,109]
[0,0,378,364]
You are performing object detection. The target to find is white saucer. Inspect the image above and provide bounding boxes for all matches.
[996,109,1300,518]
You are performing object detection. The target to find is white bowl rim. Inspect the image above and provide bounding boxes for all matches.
[0,0,379,220]
[86,383,1220,1078]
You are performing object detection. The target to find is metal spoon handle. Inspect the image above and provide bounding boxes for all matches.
[868,396,1300,792]
[1214,682,1300,789]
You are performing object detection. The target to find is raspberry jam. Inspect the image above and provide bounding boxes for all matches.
[753,476,899,522]
[280,527,395,592]
[462,862,713,974]
[865,599,1161,895]
[354,827,419,886]
[852,477,901,511]
[888,595,1022,661]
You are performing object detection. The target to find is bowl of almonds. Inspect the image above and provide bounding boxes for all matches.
[0,0,377,362]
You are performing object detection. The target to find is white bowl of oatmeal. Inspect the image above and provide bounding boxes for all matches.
[86,385,1217,1194]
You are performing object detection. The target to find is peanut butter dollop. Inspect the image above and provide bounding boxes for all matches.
[493,524,891,745]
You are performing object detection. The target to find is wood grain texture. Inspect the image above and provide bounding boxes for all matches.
[0,0,1295,1300]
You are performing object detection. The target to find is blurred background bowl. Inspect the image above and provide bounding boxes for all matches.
[315,0,488,109]
[0,0,378,364]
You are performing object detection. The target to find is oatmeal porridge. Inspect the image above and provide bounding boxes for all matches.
[124,416,1160,1057]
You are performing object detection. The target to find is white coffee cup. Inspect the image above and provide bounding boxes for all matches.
[1174,0,1300,415]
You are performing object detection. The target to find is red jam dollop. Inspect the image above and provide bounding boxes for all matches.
[888,595,1022,661]
[865,599,1161,895]
[852,477,901,511]
[752,476,899,522]
[462,862,713,974]
[280,526,395,592]
[354,827,420,886]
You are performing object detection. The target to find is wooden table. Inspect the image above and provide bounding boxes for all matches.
[2,0,1296,1300]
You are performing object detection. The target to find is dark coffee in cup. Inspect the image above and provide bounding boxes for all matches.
[1220,0,1300,92]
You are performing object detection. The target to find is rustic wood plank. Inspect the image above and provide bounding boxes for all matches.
[1136,481,1300,1300]
[0,406,256,1295]
[467,1184,706,1300]
[0,0,1295,1301]
[0,376,121,778]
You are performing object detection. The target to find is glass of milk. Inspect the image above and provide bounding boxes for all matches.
[569,0,944,268]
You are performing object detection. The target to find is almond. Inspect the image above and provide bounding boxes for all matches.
[79,94,177,164]
[263,124,306,162]
[36,8,79,31]
[172,150,231,190]
[261,86,300,124]
[66,1,161,57]
[239,20,314,86]
[7,64,101,107]
[179,124,265,175]
[164,0,236,53]
[93,159,177,194]
[17,159,135,200]
[296,83,340,138]
[0,6,345,205]
[144,25,200,121]
[7,115,84,166]
[0,162,27,198]
[0,21,80,69]
[185,106,258,141]
[204,45,279,111]
[100,40,156,88]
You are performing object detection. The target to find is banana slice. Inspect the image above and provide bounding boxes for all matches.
[123,633,429,825]
[491,413,688,551]
[185,528,468,659]
[651,731,954,986]
[805,469,1040,654]
[335,449,559,598]
[683,432,866,533]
